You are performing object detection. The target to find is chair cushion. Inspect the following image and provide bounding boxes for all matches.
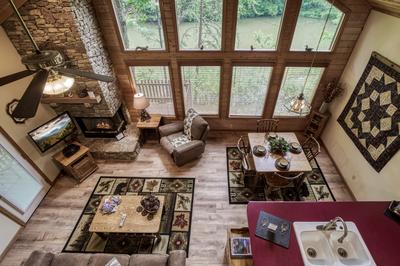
[24,251,54,266]
[88,254,130,266]
[129,254,169,266]
[191,116,208,140]
[160,136,175,154]
[50,253,91,266]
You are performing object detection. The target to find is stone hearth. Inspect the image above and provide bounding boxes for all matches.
[78,125,140,160]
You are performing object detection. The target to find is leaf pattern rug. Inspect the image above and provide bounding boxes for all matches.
[226,147,335,204]
[63,177,194,256]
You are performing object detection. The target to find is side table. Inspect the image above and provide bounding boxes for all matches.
[53,142,98,182]
[136,114,162,143]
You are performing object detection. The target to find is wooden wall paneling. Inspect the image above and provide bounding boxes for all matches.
[0,0,28,24]
[221,59,232,118]
[171,59,184,119]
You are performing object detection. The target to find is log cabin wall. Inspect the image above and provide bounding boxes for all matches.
[93,0,371,131]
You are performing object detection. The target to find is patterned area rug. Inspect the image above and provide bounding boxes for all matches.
[63,177,194,255]
[226,147,335,204]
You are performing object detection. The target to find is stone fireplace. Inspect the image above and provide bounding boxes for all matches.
[2,0,140,160]
[75,106,127,138]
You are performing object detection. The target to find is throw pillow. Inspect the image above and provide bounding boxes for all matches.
[183,108,198,138]
[105,257,122,266]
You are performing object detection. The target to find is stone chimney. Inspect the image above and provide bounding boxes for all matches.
[2,0,123,118]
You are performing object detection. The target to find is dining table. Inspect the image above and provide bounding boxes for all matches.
[247,132,312,173]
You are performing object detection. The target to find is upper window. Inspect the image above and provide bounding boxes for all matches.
[229,66,273,116]
[181,66,221,115]
[235,0,286,50]
[175,0,223,50]
[130,66,175,116]
[290,0,344,51]
[273,67,325,117]
[112,0,165,50]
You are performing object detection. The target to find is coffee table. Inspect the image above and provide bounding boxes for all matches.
[89,195,165,241]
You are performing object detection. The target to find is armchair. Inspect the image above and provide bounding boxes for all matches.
[159,114,209,166]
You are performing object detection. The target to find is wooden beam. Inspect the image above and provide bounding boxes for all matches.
[0,0,28,25]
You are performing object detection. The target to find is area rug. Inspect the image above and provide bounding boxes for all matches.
[226,147,335,204]
[337,52,400,172]
[63,177,194,255]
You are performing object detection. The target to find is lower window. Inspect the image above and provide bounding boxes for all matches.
[181,66,221,115]
[273,67,325,117]
[130,66,175,116]
[229,66,273,117]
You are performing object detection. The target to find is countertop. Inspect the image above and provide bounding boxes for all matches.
[247,201,399,266]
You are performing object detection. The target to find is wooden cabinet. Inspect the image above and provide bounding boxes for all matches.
[53,142,98,182]
[304,111,330,138]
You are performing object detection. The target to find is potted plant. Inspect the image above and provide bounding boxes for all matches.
[268,136,290,154]
[320,79,344,113]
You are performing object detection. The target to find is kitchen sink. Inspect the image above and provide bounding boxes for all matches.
[293,221,376,266]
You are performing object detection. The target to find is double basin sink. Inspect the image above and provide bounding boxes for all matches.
[293,221,376,266]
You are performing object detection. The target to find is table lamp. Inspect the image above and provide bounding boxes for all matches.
[133,93,151,122]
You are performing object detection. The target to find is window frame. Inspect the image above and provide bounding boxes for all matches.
[128,62,178,119]
[178,61,223,117]
[288,0,348,53]
[272,62,327,118]
[228,62,274,118]
[110,0,169,52]
[233,0,287,52]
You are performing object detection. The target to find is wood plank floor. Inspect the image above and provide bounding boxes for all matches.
[0,132,353,266]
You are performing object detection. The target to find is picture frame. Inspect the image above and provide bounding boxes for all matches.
[230,236,252,258]
[6,99,27,124]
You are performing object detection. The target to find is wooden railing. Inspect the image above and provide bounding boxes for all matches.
[136,80,219,106]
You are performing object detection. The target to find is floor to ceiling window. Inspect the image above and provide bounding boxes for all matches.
[107,0,348,124]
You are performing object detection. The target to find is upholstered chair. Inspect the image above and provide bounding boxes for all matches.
[159,111,209,166]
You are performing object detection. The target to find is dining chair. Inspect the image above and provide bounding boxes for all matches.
[302,136,321,162]
[264,172,305,198]
[236,136,256,179]
[257,119,279,133]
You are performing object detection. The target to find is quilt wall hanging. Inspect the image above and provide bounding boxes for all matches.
[337,52,400,172]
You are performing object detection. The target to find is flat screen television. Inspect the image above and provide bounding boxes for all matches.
[28,112,76,153]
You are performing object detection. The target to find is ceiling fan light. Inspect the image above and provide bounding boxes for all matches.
[43,75,74,95]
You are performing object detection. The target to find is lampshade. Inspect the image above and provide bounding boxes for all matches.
[133,92,150,110]
[43,74,75,95]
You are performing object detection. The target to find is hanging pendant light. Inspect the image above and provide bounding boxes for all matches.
[286,0,335,115]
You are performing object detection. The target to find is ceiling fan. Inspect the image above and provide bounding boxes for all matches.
[0,0,114,119]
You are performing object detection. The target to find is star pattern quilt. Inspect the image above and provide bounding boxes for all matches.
[337,52,400,172]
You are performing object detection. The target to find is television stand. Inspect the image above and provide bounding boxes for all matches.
[53,142,98,183]
[62,143,80,157]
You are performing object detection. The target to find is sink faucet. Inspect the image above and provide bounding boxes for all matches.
[317,217,348,243]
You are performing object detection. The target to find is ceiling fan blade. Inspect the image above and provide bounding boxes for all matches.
[0,69,36,86]
[12,70,49,119]
[56,67,114,82]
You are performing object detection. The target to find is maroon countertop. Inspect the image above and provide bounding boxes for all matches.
[247,201,399,266]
